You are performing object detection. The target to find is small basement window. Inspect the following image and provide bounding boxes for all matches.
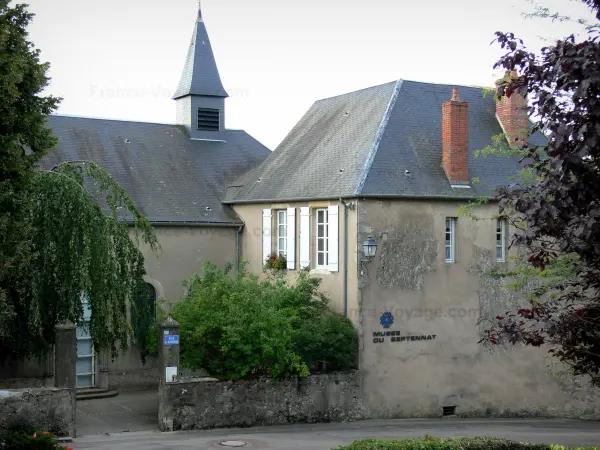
[197,108,220,131]
[443,406,457,416]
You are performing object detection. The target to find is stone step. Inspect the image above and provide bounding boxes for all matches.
[76,388,119,401]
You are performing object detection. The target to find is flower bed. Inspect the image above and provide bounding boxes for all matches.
[334,437,600,450]
[0,425,73,450]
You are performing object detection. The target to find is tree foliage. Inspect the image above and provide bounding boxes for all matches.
[522,0,600,33]
[0,2,158,362]
[0,1,60,346]
[478,0,600,384]
[167,262,358,380]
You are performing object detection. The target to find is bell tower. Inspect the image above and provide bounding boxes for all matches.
[173,2,229,142]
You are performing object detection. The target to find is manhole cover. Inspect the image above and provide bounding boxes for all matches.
[219,441,247,447]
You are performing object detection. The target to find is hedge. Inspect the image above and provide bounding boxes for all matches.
[334,437,600,450]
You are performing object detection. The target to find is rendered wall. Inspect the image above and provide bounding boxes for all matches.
[357,198,600,420]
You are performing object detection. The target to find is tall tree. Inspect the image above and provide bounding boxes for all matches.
[480,0,600,385]
[0,2,158,362]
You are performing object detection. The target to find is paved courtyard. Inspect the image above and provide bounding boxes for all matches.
[76,390,158,436]
[72,418,600,449]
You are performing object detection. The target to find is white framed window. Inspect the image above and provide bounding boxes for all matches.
[496,218,508,262]
[277,210,287,256]
[316,208,329,268]
[445,218,456,263]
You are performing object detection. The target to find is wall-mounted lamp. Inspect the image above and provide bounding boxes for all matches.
[362,236,378,262]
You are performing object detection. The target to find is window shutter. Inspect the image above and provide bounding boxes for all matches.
[287,207,296,270]
[299,207,310,269]
[262,209,272,265]
[328,205,339,272]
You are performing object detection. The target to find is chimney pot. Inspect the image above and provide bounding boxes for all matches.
[451,88,460,101]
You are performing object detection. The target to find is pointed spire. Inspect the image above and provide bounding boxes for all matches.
[173,3,228,99]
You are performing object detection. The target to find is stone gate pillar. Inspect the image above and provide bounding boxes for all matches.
[55,320,77,437]
[158,316,180,431]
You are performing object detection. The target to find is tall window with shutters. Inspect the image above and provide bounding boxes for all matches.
[277,210,287,256]
[496,218,508,262]
[445,218,456,263]
[316,208,329,268]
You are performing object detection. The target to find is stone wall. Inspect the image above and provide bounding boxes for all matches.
[0,388,74,437]
[158,371,365,431]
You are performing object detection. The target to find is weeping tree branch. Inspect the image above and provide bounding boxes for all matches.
[0,1,161,362]
[0,159,162,361]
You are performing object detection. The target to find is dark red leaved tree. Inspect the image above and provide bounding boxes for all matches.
[481,0,600,384]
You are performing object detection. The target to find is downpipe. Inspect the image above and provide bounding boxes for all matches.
[339,198,354,318]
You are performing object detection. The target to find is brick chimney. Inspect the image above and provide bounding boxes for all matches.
[442,87,469,185]
[496,70,529,148]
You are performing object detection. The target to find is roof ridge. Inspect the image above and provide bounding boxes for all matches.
[51,115,255,136]
[313,79,493,106]
[354,79,403,196]
[50,114,178,126]
[314,79,399,104]
[401,78,495,91]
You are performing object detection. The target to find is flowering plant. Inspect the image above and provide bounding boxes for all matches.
[21,431,73,450]
[0,422,74,450]
[28,430,72,449]
[264,251,287,271]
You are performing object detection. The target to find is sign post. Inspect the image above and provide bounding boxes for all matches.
[158,316,180,432]
[159,316,180,384]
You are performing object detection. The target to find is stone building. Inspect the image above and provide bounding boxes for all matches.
[226,79,599,418]
[3,4,599,419]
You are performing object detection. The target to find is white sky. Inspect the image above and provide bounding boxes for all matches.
[24,0,594,150]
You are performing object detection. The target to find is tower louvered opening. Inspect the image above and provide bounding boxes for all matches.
[197,108,220,131]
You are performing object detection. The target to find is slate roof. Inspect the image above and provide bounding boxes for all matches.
[224,79,547,204]
[172,13,228,99]
[43,115,270,224]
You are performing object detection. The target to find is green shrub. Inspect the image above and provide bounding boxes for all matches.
[169,261,358,380]
[144,303,169,359]
[172,262,307,379]
[293,311,358,372]
[334,436,600,450]
[0,422,72,450]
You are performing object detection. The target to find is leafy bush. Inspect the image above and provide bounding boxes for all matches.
[169,261,358,380]
[144,302,169,359]
[0,422,72,450]
[294,311,358,372]
[334,436,599,450]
